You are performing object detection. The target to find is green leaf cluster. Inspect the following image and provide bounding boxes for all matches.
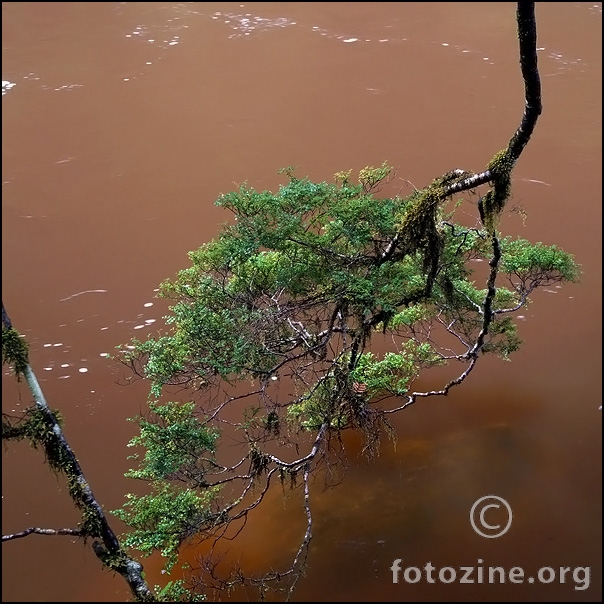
[125,401,218,483]
[155,579,206,602]
[500,238,580,283]
[112,482,217,572]
[2,326,29,378]
[350,342,442,398]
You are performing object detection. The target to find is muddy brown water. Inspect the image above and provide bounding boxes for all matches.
[2,2,601,602]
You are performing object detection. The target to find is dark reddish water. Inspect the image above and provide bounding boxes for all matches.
[2,2,601,602]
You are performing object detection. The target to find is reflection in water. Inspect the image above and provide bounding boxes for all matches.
[2,2,601,602]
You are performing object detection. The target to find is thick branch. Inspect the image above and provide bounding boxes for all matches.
[2,527,82,541]
[508,1,542,160]
[444,1,541,198]
[2,301,157,603]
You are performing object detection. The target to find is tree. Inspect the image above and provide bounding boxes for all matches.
[113,2,578,599]
[1,3,580,602]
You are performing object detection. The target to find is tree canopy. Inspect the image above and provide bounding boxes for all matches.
[115,166,578,595]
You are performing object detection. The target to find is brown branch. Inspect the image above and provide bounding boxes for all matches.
[186,429,326,600]
[2,527,82,541]
[444,1,541,198]
[2,301,157,602]
[385,355,479,415]
[508,1,542,160]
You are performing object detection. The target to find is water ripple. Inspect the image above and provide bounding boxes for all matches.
[2,80,16,96]
[211,11,296,38]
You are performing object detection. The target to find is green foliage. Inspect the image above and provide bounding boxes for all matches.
[4,406,67,469]
[500,238,580,284]
[482,316,523,359]
[116,162,580,585]
[2,326,30,379]
[482,149,515,229]
[112,482,218,571]
[125,401,218,483]
[113,401,220,575]
[388,303,433,330]
[350,343,442,398]
[2,405,61,442]
[118,163,580,408]
[155,580,206,602]
[358,161,392,191]
[121,166,416,394]
[287,373,348,431]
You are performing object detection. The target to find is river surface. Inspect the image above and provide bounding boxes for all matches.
[2,2,601,602]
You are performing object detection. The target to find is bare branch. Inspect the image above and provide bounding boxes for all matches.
[2,527,82,541]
